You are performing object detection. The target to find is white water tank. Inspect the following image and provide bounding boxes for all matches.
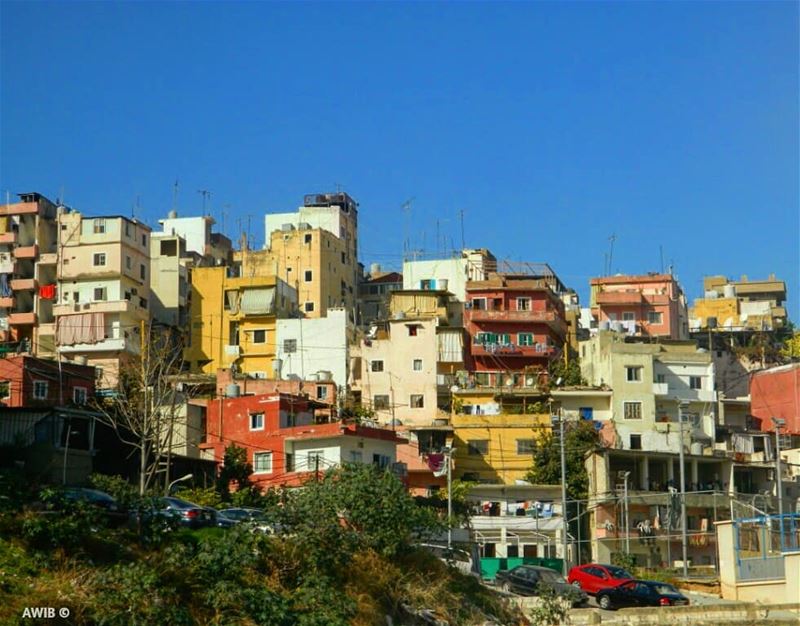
[370,263,381,276]
[723,284,736,299]
[691,442,704,456]
[438,278,449,291]
[317,370,332,382]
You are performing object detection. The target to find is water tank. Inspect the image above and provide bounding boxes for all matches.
[723,284,736,299]
[225,384,240,398]
[317,370,332,382]
[691,442,704,456]
[599,320,611,331]
[438,278,449,291]
[704,290,718,299]
[75,356,88,366]
[394,311,406,320]
[307,372,319,382]
[271,358,283,379]
[370,263,381,275]
[167,210,178,219]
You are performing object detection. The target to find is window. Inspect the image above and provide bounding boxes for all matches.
[93,287,107,301]
[250,412,265,430]
[516,298,531,311]
[126,256,132,270]
[410,394,424,408]
[93,253,106,266]
[468,440,489,455]
[304,234,312,244]
[304,270,313,282]
[623,401,642,420]
[316,385,328,400]
[140,264,146,280]
[626,366,642,382]
[412,359,423,371]
[690,376,702,390]
[93,219,106,234]
[252,329,266,344]
[518,333,534,346]
[0,381,9,399]
[407,324,421,336]
[253,452,272,474]
[656,373,666,384]
[285,453,295,472]
[33,381,48,400]
[370,360,384,372]
[471,298,487,310]
[630,434,642,450]
[622,312,635,321]
[304,302,314,313]
[283,339,297,353]
[420,279,434,290]
[373,454,390,469]
[648,311,663,324]
[373,395,390,410]
[350,450,363,463]
[341,252,346,264]
[73,387,87,405]
[517,439,535,455]
[72,291,79,302]
[141,234,147,247]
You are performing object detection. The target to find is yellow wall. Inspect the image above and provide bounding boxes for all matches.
[690,297,739,328]
[451,413,551,484]
[187,267,292,376]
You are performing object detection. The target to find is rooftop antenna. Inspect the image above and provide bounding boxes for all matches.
[197,189,212,216]
[132,195,141,219]
[660,245,665,274]
[401,198,415,260]
[172,179,179,213]
[459,208,465,251]
[607,233,617,275]
[221,203,231,236]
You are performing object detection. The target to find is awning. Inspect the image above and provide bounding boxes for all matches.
[240,288,275,315]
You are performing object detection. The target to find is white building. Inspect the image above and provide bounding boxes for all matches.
[157,212,231,265]
[264,192,358,250]
[275,308,350,389]
[402,249,495,302]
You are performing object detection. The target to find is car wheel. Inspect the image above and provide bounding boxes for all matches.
[598,595,612,610]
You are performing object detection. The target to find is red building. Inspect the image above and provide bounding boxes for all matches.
[201,392,406,488]
[750,363,800,435]
[464,273,567,385]
[0,355,96,407]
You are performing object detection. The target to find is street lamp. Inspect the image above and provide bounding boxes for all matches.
[62,424,77,485]
[678,399,690,579]
[167,473,193,494]
[551,410,569,575]
[772,417,786,550]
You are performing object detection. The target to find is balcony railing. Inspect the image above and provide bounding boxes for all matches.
[13,245,38,259]
[471,342,555,358]
[10,278,36,291]
[8,311,37,325]
[466,308,561,324]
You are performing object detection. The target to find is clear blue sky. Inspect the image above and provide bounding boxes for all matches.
[2,1,798,316]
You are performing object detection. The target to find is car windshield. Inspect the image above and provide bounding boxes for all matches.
[538,569,566,584]
[607,566,632,579]
[652,583,679,595]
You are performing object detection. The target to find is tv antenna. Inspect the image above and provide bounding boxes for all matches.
[606,233,617,275]
[197,189,212,216]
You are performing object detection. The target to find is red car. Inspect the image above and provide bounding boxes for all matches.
[567,564,633,595]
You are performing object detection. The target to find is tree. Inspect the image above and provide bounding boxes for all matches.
[780,328,800,361]
[217,444,254,500]
[549,348,585,387]
[92,324,191,495]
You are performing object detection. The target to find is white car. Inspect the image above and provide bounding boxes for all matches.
[419,543,477,577]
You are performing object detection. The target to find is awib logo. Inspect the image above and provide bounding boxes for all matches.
[22,607,56,618]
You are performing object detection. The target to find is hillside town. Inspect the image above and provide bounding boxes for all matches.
[0,188,797,618]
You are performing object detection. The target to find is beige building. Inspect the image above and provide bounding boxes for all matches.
[54,211,152,388]
[351,290,464,426]
[0,192,60,357]
[689,274,787,332]
[580,331,716,454]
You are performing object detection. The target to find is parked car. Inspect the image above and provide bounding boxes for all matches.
[35,487,128,527]
[218,507,266,522]
[596,580,689,610]
[205,507,238,529]
[418,543,477,577]
[495,565,588,606]
[157,496,213,529]
[567,563,633,594]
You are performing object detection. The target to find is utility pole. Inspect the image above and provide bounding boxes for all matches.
[558,410,569,574]
[678,400,690,579]
[773,417,786,550]
[62,423,73,485]
[447,446,453,551]
[622,471,631,557]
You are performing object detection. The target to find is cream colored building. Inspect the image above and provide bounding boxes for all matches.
[54,211,152,388]
[689,274,788,332]
[580,331,716,454]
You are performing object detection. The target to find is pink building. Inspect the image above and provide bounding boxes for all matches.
[589,273,688,340]
[750,363,800,435]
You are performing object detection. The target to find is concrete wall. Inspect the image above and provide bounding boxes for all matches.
[276,308,349,388]
[403,258,468,301]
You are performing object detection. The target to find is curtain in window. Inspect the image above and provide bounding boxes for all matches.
[56,313,105,345]
[437,330,463,362]
[240,288,275,315]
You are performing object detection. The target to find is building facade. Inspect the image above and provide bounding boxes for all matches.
[590,273,689,340]
[0,355,96,407]
[402,248,496,302]
[357,265,402,326]
[689,274,787,333]
[750,363,800,436]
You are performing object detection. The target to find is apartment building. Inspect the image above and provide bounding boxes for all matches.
[464,272,568,386]
[157,212,232,266]
[54,211,152,388]
[581,330,716,454]
[589,273,689,340]
[357,264,402,326]
[689,274,788,333]
[262,192,359,318]
[186,267,296,377]
[402,248,496,302]
[0,192,60,357]
[0,355,96,407]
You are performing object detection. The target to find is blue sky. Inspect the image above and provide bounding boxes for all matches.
[2,1,798,316]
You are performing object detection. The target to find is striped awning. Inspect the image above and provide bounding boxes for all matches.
[240,288,275,315]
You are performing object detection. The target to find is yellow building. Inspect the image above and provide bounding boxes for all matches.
[689,274,787,332]
[186,267,297,377]
[235,225,356,320]
[451,410,551,484]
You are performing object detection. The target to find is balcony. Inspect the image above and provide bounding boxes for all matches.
[653,382,669,395]
[53,300,148,319]
[10,278,36,291]
[8,312,37,325]
[59,336,128,354]
[13,245,38,260]
[0,202,39,216]
[0,232,16,245]
[466,308,561,324]
[0,296,13,308]
[596,291,644,305]
[471,342,556,358]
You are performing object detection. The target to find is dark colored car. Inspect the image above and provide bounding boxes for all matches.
[206,507,238,529]
[37,487,128,527]
[218,507,266,522]
[495,565,588,606]
[158,496,213,528]
[596,580,689,610]
[567,563,633,594]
